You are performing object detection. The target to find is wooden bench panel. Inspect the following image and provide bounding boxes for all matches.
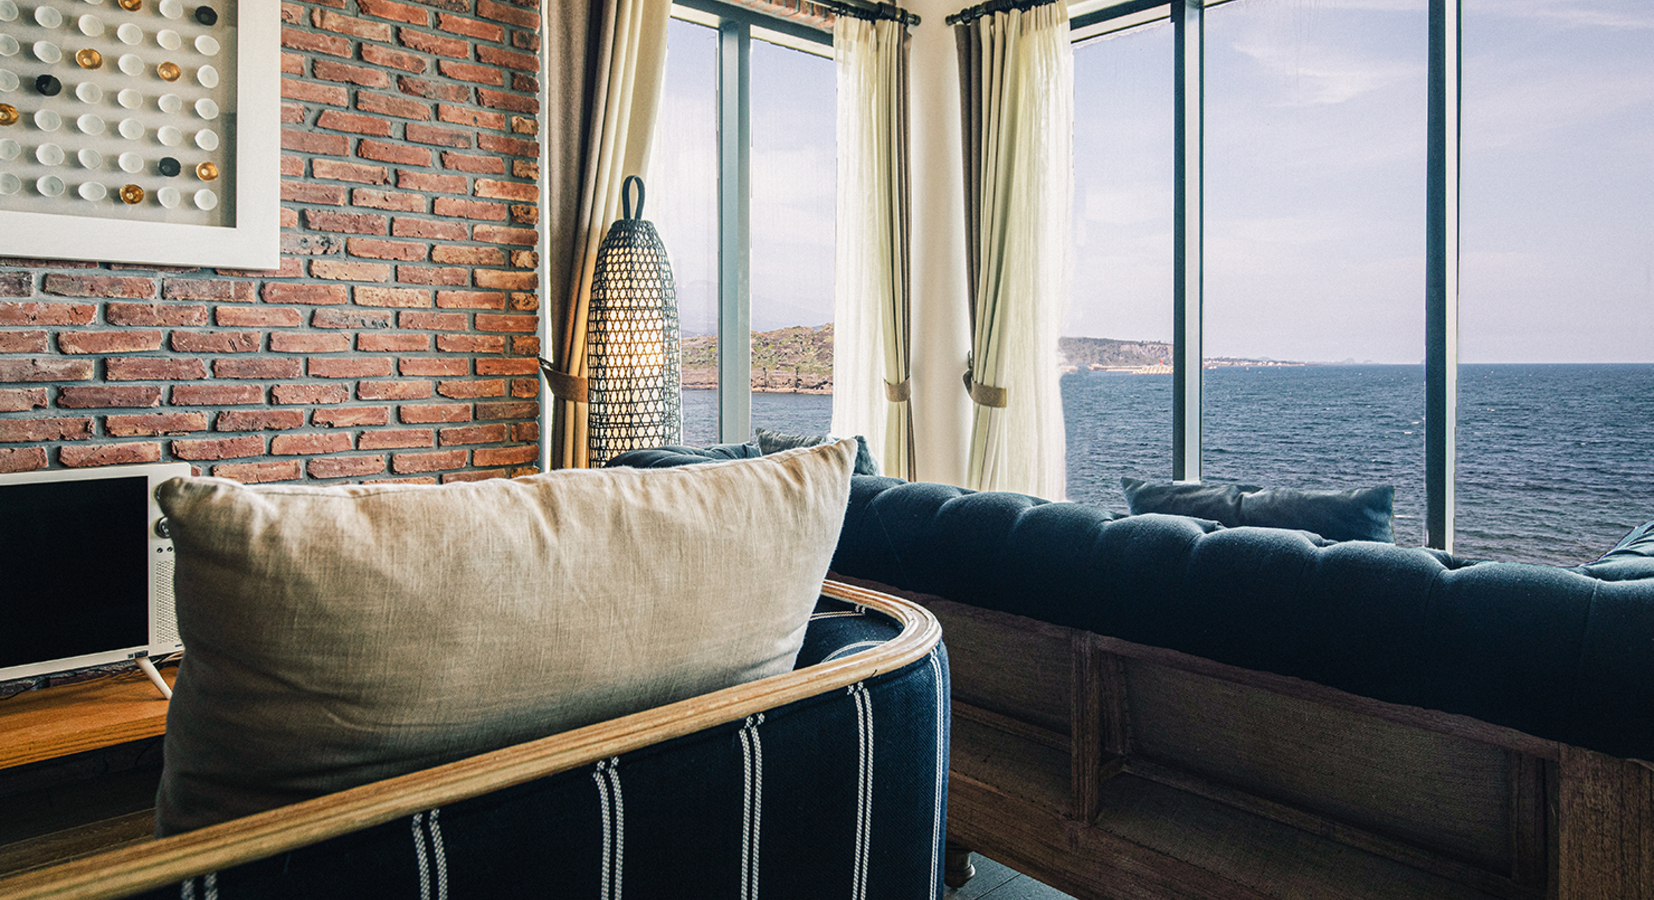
[1123,657,1520,875]
[902,592,1570,900]
[928,602,1073,736]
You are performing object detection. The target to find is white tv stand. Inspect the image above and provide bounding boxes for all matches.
[133,657,173,700]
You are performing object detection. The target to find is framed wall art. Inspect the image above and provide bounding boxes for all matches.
[0,0,277,268]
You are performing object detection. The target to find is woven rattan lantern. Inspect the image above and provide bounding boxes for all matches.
[585,176,682,466]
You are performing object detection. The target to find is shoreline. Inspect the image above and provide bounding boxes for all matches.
[681,384,834,395]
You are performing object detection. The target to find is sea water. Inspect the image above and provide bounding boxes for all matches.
[684,364,1654,566]
[681,390,833,448]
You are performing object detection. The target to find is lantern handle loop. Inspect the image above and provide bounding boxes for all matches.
[622,175,645,221]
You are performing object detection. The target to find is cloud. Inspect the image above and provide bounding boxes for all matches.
[750,146,836,214]
[749,139,837,328]
[1461,244,1654,361]
[1078,183,1172,230]
[1462,45,1654,154]
[1308,0,1425,10]
[1464,0,1654,30]
[1212,209,1364,246]
[1204,0,1428,108]
[1223,36,1420,107]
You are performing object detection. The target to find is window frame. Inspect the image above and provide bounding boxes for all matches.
[668,1,834,444]
[1069,0,1460,550]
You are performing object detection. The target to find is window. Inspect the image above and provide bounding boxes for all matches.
[651,17,720,444]
[1458,0,1654,563]
[749,35,837,438]
[1203,0,1427,546]
[1067,0,1652,557]
[1066,20,1175,503]
[649,5,837,446]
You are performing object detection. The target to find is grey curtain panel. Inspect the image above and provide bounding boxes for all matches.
[547,0,671,469]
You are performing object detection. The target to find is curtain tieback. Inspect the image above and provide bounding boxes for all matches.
[961,355,1007,408]
[884,379,912,402]
[538,357,589,403]
[968,380,1007,408]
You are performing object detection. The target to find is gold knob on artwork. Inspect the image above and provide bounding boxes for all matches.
[157,61,181,82]
[0,104,16,126]
[119,0,142,10]
[76,48,104,69]
[195,161,218,181]
[120,184,145,205]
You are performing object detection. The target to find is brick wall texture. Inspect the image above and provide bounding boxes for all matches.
[0,0,545,484]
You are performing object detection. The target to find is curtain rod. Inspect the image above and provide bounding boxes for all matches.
[815,0,921,26]
[946,0,1057,26]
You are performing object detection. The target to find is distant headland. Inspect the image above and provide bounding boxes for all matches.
[680,327,1303,394]
[1058,336,1304,374]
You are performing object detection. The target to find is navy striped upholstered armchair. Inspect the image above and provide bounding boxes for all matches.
[4,582,950,900]
[2,445,951,900]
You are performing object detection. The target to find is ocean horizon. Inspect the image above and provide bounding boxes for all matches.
[682,363,1654,567]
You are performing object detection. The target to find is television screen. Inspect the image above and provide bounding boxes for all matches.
[0,475,150,670]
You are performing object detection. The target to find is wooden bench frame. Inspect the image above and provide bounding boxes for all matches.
[838,578,1653,900]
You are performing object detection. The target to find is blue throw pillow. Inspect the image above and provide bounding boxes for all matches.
[605,443,762,469]
[1575,519,1654,581]
[1121,477,1395,543]
[757,427,880,476]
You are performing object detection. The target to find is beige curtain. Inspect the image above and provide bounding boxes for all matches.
[955,2,1072,498]
[831,17,915,480]
[545,0,672,469]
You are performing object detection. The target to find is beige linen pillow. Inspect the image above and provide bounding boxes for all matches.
[153,440,856,835]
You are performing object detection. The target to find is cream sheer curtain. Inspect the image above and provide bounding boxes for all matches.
[546,0,672,469]
[831,17,915,479]
[955,2,1072,499]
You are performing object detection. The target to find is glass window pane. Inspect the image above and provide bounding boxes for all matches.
[1459,1,1654,563]
[649,17,719,445]
[1204,0,1428,546]
[749,37,836,439]
[1066,20,1175,510]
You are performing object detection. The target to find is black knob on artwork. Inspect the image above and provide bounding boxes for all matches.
[158,157,181,177]
[35,74,62,97]
[194,5,217,25]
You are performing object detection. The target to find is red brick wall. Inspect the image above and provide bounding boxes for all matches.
[0,0,545,484]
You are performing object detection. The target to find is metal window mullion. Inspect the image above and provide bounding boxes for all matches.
[1172,0,1202,482]
[1425,0,1459,550]
[716,19,752,444]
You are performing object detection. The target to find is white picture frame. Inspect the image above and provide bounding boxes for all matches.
[0,0,278,269]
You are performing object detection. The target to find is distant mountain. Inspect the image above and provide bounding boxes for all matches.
[682,324,834,393]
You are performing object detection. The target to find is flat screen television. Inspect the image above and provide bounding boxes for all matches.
[0,462,191,684]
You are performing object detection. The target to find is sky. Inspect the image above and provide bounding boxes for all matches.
[652,0,1654,363]
[647,21,837,337]
[1073,0,1654,363]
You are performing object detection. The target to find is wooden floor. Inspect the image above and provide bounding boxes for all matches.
[949,857,1078,900]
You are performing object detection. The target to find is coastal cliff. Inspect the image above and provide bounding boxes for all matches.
[681,324,834,394]
[1059,336,1171,369]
